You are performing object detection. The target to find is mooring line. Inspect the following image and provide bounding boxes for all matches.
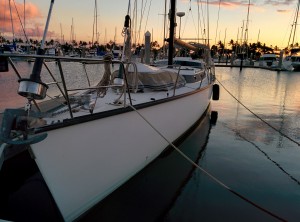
[216,78,300,147]
[129,104,287,222]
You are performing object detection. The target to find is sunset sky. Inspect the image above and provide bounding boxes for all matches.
[0,0,299,49]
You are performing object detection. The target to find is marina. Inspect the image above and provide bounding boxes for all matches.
[0,61,299,221]
[1,0,300,221]
[80,66,300,221]
[0,0,217,220]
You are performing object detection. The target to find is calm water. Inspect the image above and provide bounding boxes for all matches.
[1,63,300,221]
[81,67,300,222]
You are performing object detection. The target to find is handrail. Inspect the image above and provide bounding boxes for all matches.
[56,59,73,118]
[0,53,132,117]
[6,56,42,112]
[125,62,139,93]
[0,54,125,66]
[173,65,182,96]
[43,61,67,101]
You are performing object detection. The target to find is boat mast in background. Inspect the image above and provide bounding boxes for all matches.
[9,0,15,46]
[92,0,98,45]
[243,0,251,53]
[205,0,209,47]
[287,0,300,51]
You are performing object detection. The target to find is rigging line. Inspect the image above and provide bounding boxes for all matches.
[12,0,29,43]
[137,0,144,43]
[197,0,203,43]
[216,78,300,147]
[221,121,300,186]
[3,0,7,35]
[189,8,199,41]
[137,0,148,44]
[142,0,152,44]
[181,1,192,38]
[92,0,96,44]
[9,0,15,41]
[244,0,251,45]
[132,0,137,46]
[24,0,25,31]
[128,104,287,222]
[195,0,200,41]
[283,3,297,48]
[198,0,206,40]
[214,0,221,45]
[291,0,300,47]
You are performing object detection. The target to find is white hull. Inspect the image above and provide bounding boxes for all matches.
[31,86,212,221]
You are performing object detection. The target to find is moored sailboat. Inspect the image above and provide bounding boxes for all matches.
[0,0,218,221]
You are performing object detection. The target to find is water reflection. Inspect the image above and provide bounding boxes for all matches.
[215,67,300,148]
[221,121,300,186]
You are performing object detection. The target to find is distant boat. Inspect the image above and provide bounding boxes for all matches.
[283,0,300,71]
[232,53,252,66]
[289,54,300,71]
[0,0,219,221]
[45,47,56,56]
[232,0,252,67]
[257,53,278,67]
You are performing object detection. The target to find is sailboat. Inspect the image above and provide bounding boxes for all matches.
[284,0,300,71]
[232,0,252,67]
[0,0,218,221]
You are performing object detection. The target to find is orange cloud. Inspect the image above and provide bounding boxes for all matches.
[210,1,242,9]
[277,9,292,13]
[0,1,43,39]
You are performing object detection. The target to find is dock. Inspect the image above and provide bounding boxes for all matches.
[214,62,288,71]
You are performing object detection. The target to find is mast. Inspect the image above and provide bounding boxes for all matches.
[9,0,15,44]
[24,0,25,32]
[291,0,300,48]
[207,0,210,47]
[60,23,63,44]
[95,0,98,44]
[245,0,250,45]
[92,0,99,45]
[168,0,176,66]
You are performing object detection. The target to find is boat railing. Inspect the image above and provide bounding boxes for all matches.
[0,53,131,118]
[0,53,196,119]
[155,63,184,96]
[125,62,139,93]
[172,64,182,96]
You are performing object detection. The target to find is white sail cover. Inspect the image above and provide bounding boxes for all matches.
[114,62,186,91]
